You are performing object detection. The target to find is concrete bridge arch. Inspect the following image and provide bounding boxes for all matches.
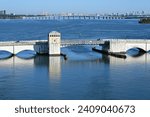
[0,44,48,55]
[109,39,150,53]
[0,46,14,54]
[14,45,35,54]
[127,47,147,53]
[0,45,35,55]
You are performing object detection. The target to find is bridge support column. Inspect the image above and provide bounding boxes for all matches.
[48,31,61,56]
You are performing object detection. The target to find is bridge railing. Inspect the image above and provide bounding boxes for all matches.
[107,39,150,43]
[61,39,105,45]
[0,40,48,46]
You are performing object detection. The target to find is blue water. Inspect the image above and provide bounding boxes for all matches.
[0,19,150,100]
[0,19,150,41]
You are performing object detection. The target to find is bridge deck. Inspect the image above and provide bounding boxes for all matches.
[0,39,105,46]
[61,39,105,45]
[0,40,47,46]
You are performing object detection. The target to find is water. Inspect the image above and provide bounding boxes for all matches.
[0,19,150,40]
[0,19,150,100]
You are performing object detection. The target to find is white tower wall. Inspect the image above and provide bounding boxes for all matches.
[48,31,61,55]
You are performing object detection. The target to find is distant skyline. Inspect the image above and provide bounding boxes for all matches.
[0,0,150,14]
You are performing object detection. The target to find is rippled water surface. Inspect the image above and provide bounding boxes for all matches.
[0,19,150,99]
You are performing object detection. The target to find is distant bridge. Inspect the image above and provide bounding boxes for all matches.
[22,14,150,20]
[22,15,125,20]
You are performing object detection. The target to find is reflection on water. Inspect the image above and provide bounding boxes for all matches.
[109,54,150,65]
[0,56,34,68]
[0,51,150,99]
[49,57,61,81]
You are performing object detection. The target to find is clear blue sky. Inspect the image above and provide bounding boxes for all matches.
[0,0,150,14]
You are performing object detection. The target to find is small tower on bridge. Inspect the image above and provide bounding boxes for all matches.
[48,31,61,56]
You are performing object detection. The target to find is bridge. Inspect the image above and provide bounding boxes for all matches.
[0,31,150,58]
[0,40,48,55]
[22,14,150,20]
[0,39,104,55]
[22,15,125,20]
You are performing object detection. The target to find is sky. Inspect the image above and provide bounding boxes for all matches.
[0,0,150,14]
